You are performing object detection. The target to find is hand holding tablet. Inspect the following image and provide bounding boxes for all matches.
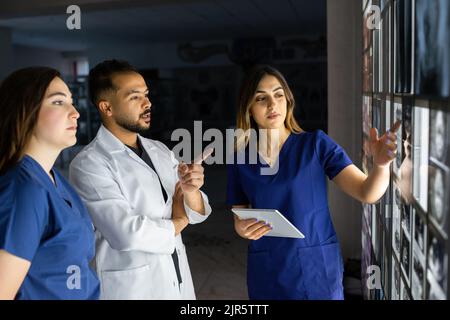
[232,208,305,239]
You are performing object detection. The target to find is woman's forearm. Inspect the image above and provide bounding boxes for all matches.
[361,164,391,204]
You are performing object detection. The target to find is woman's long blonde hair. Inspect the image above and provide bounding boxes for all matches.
[235,65,302,151]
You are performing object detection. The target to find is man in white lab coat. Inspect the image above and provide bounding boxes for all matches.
[69,60,212,300]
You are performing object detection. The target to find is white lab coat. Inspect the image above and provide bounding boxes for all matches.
[69,125,212,300]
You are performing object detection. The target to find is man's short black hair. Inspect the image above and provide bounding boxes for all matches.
[88,59,138,107]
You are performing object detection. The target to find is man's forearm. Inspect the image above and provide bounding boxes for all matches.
[172,217,188,235]
[184,190,205,215]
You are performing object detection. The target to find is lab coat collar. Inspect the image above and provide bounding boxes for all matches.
[96,125,161,174]
[97,125,157,153]
[96,125,128,153]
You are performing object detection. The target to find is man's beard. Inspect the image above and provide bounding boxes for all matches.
[116,116,150,135]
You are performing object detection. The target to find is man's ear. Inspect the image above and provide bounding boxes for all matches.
[98,100,113,117]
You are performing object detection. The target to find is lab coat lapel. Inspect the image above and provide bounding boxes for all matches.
[96,125,153,171]
[138,136,172,199]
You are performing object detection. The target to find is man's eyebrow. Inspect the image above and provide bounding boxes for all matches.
[125,89,149,96]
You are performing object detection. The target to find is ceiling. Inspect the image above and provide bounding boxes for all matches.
[0,0,326,50]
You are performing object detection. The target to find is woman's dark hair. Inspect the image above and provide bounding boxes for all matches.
[0,67,60,175]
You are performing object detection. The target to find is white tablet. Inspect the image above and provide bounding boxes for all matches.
[231,208,305,239]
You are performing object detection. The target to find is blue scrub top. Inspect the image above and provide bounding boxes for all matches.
[0,155,100,300]
[227,130,353,300]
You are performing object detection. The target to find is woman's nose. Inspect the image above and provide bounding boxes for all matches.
[267,97,275,110]
[71,105,80,119]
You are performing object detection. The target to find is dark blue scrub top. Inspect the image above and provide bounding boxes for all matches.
[0,155,100,300]
[227,130,353,300]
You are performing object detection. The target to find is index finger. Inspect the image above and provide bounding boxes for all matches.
[389,120,401,133]
[193,147,214,165]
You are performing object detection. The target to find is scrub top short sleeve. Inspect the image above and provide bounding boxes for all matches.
[0,180,48,261]
[224,131,352,299]
[0,155,100,300]
[314,130,353,180]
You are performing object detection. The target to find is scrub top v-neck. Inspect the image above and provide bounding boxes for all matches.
[227,130,353,300]
[0,155,100,300]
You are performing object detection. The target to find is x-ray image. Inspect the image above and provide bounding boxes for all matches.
[415,0,450,97]
[394,0,413,93]
[391,256,400,300]
[399,103,413,204]
[401,204,411,237]
[363,96,373,173]
[428,279,446,300]
[412,104,429,211]
[429,109,449,164]
[401,234,411,282]
[373,28,380,93]
[393,102,403,174]
[400,278,410,300]
[363,95,372,135]
[414,212,426,254]
[385,98,392,134]
[428,163,449,237]
[392,188,401,258]
[362,217,373,299]
[427,233,448,294]
[382,11,391,92]
[383,241,390,295]
[371,206,380,259]
[362,216,372,266]
[412,251,424,300]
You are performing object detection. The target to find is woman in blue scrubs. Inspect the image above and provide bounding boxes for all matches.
[0,67,100,299]
[227,65,400,300]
